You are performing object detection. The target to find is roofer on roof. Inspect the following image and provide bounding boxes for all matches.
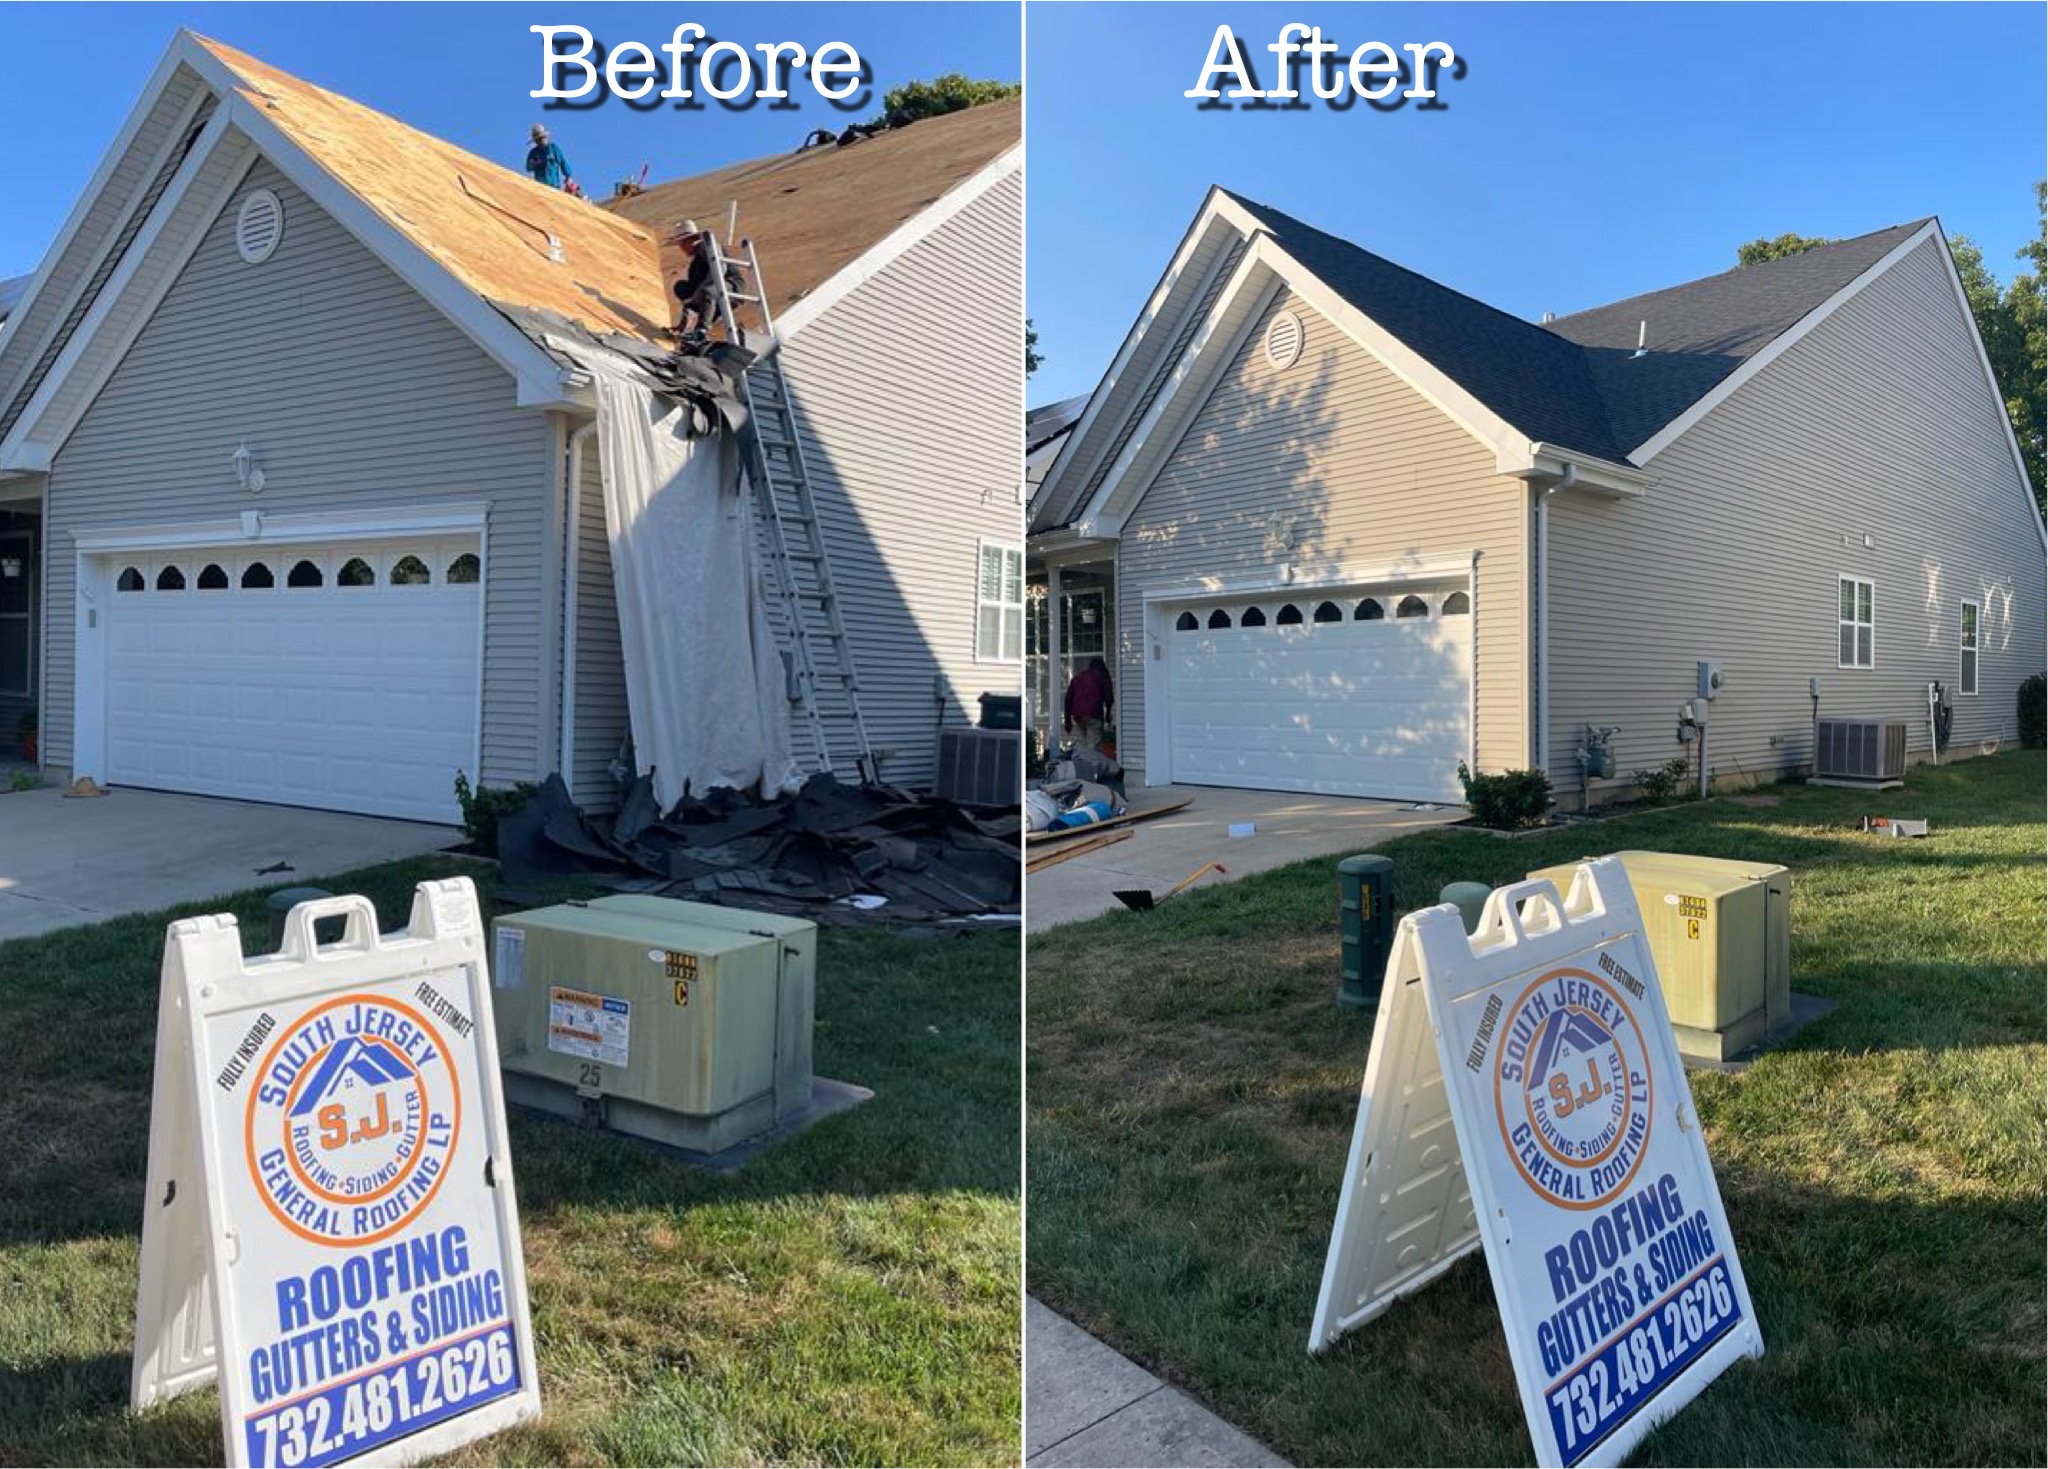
[525,124,574,191]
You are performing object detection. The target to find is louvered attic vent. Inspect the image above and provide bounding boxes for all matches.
[236,189,284,263]
[1265,310,1303,369]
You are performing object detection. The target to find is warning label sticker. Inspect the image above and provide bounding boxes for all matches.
[546,988,629,1068]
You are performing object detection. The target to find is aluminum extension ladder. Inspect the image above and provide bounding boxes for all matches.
[692,225,877,785]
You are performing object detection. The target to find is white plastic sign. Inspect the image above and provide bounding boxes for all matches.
[1310,859,1761,1468]
[133,879,540,1466]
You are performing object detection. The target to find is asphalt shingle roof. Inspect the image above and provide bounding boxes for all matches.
[1221,190,1928,463]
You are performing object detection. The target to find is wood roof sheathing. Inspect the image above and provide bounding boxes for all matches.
[605,98,1020,318]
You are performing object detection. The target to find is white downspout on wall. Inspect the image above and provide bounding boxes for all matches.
[1046,560,1064,748]
[559,418,598,780]
[1531,463,1576,775]
[1469,548,1481,772]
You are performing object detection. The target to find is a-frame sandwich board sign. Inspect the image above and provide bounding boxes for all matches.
[133,879,541,1467]
[1309,858,1762,1469]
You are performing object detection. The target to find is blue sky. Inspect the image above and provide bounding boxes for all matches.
[0,2,1020,279]
[1026,2,2047,403]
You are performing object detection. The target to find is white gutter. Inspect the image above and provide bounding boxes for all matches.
[559,419,598,777]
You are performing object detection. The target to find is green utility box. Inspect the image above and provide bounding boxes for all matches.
[1527,851,1791,1062]
[491,895,817,1154]
[1336,854,1396,1009]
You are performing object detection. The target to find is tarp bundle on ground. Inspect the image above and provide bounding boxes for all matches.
[497,772,1020,925]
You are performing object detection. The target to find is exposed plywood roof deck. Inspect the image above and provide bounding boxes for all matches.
[199,36,672,343]
[606,98,1020,318]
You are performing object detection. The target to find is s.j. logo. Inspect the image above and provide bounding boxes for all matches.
[1494,967,1651,1209]
[245,994,460,1246]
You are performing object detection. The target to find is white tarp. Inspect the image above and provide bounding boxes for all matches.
[592,367,800,806]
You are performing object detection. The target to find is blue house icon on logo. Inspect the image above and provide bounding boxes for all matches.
[290,1037,417,1117]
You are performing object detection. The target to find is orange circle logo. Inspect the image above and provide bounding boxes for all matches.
[244,993,461,1246]
[1493,967,1651,1210]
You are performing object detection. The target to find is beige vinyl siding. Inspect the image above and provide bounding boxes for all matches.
[567,432,628,807]
[771,165,1025,789]
[1115,287,1530,779]
[44,161,553,791]
[0,66,205,420]
[1547,235,2047,798]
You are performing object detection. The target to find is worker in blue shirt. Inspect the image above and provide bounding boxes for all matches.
[526,124,573,191]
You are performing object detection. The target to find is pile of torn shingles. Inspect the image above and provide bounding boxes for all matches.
[497,773,1020,927]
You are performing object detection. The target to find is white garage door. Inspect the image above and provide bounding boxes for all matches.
[1165,585,1472,803]
[102,538,482,823]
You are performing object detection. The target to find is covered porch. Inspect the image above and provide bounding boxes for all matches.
[1026,536,1115,765]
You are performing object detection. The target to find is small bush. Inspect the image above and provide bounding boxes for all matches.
[1456,761,1553,830]
[1633,757,1691,804]
[453,770,536,857]
[2019,674,2045,749]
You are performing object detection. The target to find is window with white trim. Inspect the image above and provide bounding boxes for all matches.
[1837,576,1874,668]
[1959,598,1980,695]
[976,542,1024,662]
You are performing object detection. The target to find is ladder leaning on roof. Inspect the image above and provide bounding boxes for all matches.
[693,227,878,786]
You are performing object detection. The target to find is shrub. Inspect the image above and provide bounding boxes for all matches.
[1633,757,1691,804]
[453,770,536,857]
[1456,761,1553,830]
[2019,674,2046,749]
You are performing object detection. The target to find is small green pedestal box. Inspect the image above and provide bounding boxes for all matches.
[1336,854,1396,1009]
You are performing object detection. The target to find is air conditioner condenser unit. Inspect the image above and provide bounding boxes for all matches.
[1811,718,1908,788]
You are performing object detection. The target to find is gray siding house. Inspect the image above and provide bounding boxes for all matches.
[0,33,1021,822]
[1028,188,2045,807]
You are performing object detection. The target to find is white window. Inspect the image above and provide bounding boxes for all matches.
[976,542,1024,662]
[1838,576,1874,668]
[1959,598,1980,695]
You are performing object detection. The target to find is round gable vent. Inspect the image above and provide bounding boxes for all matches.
[235,189,285,264]
[1265,310,1304,370]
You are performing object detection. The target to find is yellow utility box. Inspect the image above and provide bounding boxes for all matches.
[1526,851,1791,1062]
[491,895,816,1154]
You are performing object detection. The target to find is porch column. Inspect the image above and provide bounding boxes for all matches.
[1046,560,1065,747]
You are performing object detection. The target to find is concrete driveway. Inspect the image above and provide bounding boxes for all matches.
[0,785,458,941]
[1027,785,1468,932]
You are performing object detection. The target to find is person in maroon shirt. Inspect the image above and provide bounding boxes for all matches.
[1063,657,1114,755]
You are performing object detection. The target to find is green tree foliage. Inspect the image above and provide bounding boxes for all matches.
[1736,232,1839,267]
[1026,319,1041,377]
[880,74,1020,124]
[1741,187,2047,514]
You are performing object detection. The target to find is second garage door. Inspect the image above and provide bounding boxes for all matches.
[101,537,483,823]
[1165,584,1472,803]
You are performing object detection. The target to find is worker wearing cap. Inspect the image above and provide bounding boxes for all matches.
[526,124,573,191]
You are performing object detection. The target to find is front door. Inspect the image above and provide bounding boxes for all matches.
[0,532,32,699]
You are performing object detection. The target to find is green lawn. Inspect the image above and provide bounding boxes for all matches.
[0,857,1020,1466]
[1028,751,2045,1467]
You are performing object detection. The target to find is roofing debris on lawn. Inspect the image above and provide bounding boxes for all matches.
[497,773,1020,927]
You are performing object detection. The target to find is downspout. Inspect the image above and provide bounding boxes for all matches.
[1468,548,1481,773]
[1532,463,1576,776]
[559,418,598,781]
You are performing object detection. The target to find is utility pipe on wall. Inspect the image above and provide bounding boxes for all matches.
[1531,463,1576,774]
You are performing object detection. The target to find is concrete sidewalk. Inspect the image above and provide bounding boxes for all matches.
[0,785,457,940]
[1027,785,1467,932]
[1026,1298,1289,1468]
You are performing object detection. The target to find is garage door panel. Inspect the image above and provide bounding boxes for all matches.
[1167,588,1471,804]
[101,537,480,823]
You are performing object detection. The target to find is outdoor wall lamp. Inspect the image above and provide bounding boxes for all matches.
[233,441,266,495]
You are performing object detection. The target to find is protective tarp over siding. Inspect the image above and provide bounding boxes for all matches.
[591,368,799,806]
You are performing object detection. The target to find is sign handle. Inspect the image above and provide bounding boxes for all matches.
[276,894,381,959]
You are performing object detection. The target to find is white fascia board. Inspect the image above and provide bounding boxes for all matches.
[176,39,578,410]
[71,500,491,554]
[1137,553,1476,605]
[0,443,52,475]
[1513,442,1652,499]
[0,108,247,467]
[1927,220,2048,549]
[773,144,1021,343]
[1032,188,1267,519]
[1630,221,1941,465]
[0,36,199,362]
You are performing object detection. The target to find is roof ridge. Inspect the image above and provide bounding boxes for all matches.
[1546,218,1932,327]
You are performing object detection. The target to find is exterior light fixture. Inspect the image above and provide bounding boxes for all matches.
[233,441,265,495]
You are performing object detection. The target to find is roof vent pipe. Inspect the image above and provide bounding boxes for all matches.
[1541,311,1555,324]
[1633,320,1648,357]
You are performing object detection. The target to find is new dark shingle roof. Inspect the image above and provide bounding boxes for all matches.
[1027,393,1089,452]
[1222,190,1928,462]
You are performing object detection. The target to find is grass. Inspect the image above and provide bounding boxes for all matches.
[0,856,1020,1466]
[1028,751,2045,1467]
